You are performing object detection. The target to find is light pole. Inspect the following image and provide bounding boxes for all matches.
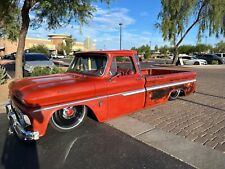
[149,41,151,50]
[119,23,122,50]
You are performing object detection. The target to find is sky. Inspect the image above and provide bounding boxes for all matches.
[27,0,224,50]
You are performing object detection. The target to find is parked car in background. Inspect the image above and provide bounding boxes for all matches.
[195,54,224,64]
[24,53,55,75]
[214,53,225,62]
[179,56,207,65]
[214,53,225,58]
[51,54,66,59]
[2,52,16,60]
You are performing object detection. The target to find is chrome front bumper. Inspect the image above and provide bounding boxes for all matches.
[5,104,39,141]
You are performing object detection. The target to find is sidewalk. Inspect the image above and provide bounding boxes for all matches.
[108,116,225,169]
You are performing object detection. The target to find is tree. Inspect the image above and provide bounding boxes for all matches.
[1,0,110,79]
[60,36,74,56]
[143,45,151,59]
[29,44,50,55]
[214,41,225,52]
[156,0,225,64]
[131,45,151,59]
[194,44,212,53]
[0,1,20,40]
[159,45,169,56]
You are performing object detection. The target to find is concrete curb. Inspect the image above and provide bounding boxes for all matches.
[107,116,225,169]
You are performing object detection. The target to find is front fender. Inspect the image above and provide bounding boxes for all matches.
[30,109,55,137]
[30,97,108,137]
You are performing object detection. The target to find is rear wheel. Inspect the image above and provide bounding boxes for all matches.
[50,105,87,132]
[218,60,223,64]
[194,62,200,65]
[169,89,181,101]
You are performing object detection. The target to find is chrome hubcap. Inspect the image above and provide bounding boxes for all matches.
[62,107,76,119]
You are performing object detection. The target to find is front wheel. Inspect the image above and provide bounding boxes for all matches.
[194,62,200,65]
[50,105,87,132]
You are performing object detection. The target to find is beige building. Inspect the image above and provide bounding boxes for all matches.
[0,34,96,56]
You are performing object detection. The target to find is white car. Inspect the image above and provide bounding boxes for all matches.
[179,56,207,65]
[51,54,66,59]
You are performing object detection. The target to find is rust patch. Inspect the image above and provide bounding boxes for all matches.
[151,85,184,100]
[151,88,170,100]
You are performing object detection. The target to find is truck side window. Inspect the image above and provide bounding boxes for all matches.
[134,54,141,73]
[110,57,118,76]
[110,56,136,76]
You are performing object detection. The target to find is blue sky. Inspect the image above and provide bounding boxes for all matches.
[27,0,224,50]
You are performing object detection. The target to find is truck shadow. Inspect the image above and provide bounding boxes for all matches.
[178,98,225,112]
[0,112,104,169]
[0,99,99,169]
[195,91,225,100]
[0,113,194,169]
[0,114,39,169]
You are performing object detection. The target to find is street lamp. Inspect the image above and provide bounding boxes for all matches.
[119,23,122,50]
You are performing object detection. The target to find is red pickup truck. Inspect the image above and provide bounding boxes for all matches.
[6,50,196,140]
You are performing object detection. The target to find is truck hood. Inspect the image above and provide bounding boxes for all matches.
[9,73,95,107]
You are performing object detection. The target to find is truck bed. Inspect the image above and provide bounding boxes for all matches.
[142,68,196,106]
[141,68,196,87]
[141,68,189,76]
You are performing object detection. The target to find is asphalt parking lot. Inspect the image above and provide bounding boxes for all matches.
[0,114,193,169]
[130,65,225,152]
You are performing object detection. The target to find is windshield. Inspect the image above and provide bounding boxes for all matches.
[67,54,107,76]
[25,54,49,61]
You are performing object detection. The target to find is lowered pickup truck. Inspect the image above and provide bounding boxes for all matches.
[6,50,196,140]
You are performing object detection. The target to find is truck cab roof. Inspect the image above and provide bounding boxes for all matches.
[76,50,138,56]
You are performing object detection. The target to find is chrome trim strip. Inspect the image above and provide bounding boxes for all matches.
[33,79,196,113]
[33,95,108,112]
[122,89,146,96]
[146,79,196,91]
[33,89,145,113]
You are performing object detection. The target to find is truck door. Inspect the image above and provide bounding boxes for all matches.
[107,56,145,120]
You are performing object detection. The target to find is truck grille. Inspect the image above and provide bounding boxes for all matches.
[11,101,22,116]
[11,101,31,127]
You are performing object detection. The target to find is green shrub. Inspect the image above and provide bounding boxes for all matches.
[0,65,7,85]
[51,67,65,74]
[29,44,50,55]
[30,67,65,77]
[211,60,219,65]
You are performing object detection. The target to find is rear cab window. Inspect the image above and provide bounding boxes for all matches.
[110,56,136,76]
